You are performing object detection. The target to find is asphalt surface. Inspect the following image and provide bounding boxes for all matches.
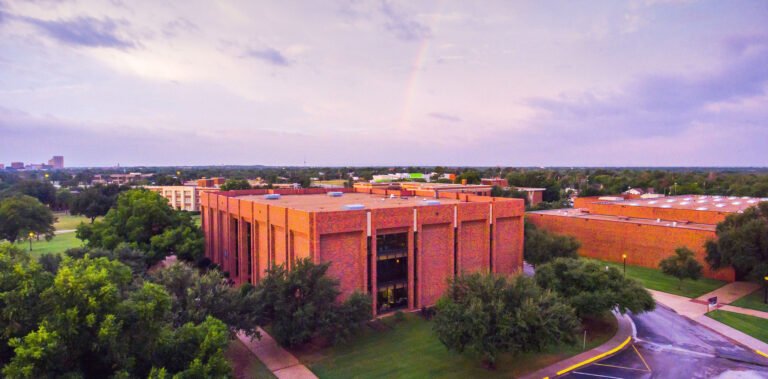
[561,305,768,379]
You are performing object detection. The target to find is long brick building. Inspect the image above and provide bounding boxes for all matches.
[528,195,768,282]
[200,187,524,315]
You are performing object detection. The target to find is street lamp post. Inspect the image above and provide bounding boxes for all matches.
[764,276,767,304]
[622,254,627,276]
[28,232,35,252]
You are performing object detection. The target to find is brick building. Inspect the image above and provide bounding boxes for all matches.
[200,187,524,315]
[145,185,217,212]
[528,195,768,282]
[513,187,546,206]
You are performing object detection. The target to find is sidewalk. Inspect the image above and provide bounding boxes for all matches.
[695,281,760,305]
[649,289,768,357]
[721,304,768,319]
[521,312,634,379]
[237,328,317,379]
[693,314,768,354]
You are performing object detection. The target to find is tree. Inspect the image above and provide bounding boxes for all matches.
[535,258,655,319]
[256,258,372,347]
[523,222,580,266]
[706,202,768,281]
[456,170,481,185]
[150,262,266,340]
[76,189,204,266]
[433,274,579,368]
[69,185,123,223]
[659,247,703,289]
[1,255,232,378]
[0,243,53,362]
[1,180,57,206]
[220,179,251,191]
[0,195,55,243]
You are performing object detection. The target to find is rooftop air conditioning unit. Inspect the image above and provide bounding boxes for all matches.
[327,192,343,197]
[344,204,365,210]
[423,200,441,205]
[264,194,281,200]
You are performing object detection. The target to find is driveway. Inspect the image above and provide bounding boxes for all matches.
[561,305,768,378]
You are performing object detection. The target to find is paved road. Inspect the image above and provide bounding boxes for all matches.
[561,305,768,379]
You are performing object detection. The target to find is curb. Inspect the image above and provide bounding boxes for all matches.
[521,311,635,379]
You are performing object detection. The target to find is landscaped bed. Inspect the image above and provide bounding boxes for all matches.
[706,310,768,344]
[295,312,617,379]
[588,258,725,298]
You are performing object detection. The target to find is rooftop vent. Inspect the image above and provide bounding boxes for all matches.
[715,204,726,208]
[696,207,708,211]
[732,202,742,206]
[661,205,672,208]
[423,200,441,206]
[327,192,343,197]
[344,204,365,210]
[264,194,281,200]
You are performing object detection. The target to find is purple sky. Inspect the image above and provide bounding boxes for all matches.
[0,0,767,167]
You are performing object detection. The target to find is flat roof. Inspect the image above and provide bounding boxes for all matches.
[236,192,464,212]
[528,208,717,232]
[592,195,768,214]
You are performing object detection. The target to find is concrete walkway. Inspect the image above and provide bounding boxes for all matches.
[694,314,768,354]
[237,328,317,379]
[521,311,635,379]
[696,281,760,305]
[649,289,768,356]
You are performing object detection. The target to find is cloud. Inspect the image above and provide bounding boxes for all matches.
[379,0,430,41]
[428,112,461,122]
[525,34,768,138]
[244,47,290,67]
[20,14,135,49]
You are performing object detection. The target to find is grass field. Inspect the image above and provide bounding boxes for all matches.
[707,310,768,344]
[16,232,84,257]
[731,289,768,313]
[225,340,276,379]
[588,259,726,298]
[53,213,94,231]
[301,313,617,379]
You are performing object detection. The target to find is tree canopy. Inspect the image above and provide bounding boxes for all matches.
[0,249,232,378]
[535,258,655,319]
[76,189,204,266]
[0,195,55,243]
[523,222,580,266]
[69,184,126,222]
[255,258,372,347]
[150,262,266,340]
[706,202,768,281]
[433,273,579,368]
[219,179,252,191]
[659,247,703,289]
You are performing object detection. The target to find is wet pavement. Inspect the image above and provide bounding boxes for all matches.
[561,305,768,379]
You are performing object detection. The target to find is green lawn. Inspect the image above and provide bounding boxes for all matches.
[16,232,85,258]
[731,289,768,313]
[53,213,93,231]
[588,259,726,298]
[300,313,617,379]
[707,310,768,344]
[225,339,275,379]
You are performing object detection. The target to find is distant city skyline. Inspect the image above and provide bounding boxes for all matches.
[0,0,767,167]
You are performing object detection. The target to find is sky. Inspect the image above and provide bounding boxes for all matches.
[0,0,767,167]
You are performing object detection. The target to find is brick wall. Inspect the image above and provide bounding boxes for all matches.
[527,213,735,281]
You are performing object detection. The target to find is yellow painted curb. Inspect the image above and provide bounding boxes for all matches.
[555,337,632,376]
[756,350,768,359]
